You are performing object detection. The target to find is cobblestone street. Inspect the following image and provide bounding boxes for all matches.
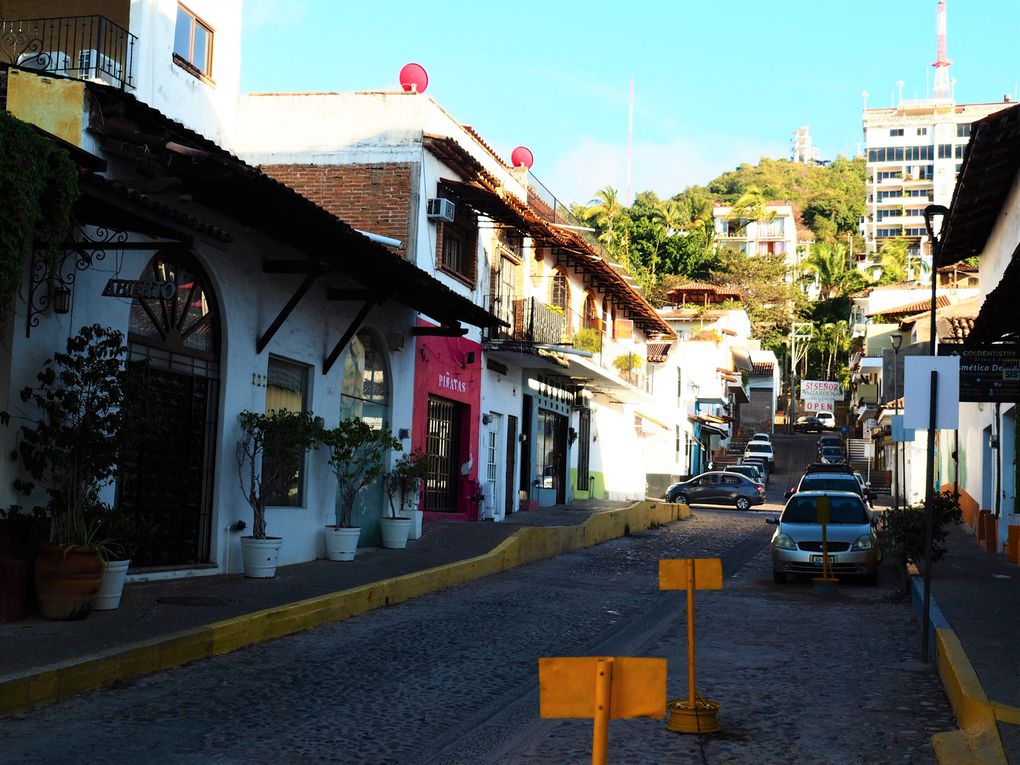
[0,504,953,764]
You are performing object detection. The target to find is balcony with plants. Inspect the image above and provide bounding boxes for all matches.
[0,15,136,89]
[484,292,649,393]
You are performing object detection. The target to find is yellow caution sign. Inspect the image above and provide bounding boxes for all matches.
[539,656,666,765]
[658,558,723,733]
[658,558,723,591]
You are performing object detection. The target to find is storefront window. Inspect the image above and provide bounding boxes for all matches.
[265,356,309,506]
[340,330,389,430]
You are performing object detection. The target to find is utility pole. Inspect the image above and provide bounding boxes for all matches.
[788,322,814,430]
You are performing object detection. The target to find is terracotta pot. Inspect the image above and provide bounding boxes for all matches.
[34,544,103,620]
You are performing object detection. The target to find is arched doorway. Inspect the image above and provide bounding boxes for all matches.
[118,252,220,566]
[340,329,391,543]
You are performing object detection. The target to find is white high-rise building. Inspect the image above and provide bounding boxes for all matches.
[791,126,821,165]
[860,0,1012,266]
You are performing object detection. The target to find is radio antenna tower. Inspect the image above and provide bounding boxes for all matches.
[933,0,953,100]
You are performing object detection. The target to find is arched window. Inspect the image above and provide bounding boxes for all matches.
[582,292,600,331]
[550,268,569,312]
[340,330,389,430]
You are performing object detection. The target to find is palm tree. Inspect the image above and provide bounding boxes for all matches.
[728,186,776,232]
[584,186,624,248]
[801,242,861,299]
[647,199,686,275]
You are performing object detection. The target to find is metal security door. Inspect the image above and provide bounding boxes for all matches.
[425,395,461,513]
[505,414,518,515]
[118,363,216,565]
[576,408,591,494]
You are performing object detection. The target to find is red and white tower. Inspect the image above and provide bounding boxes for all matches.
[933,0,953,100]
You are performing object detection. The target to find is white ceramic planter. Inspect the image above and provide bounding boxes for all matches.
[380,517,412,549]
[407,509,424,540]
[240,536,282,578]
[324,526,361,561]
[93,559,131,610]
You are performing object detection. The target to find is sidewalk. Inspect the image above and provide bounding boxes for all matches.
[2,499,676,716]
[912,522,1020,765]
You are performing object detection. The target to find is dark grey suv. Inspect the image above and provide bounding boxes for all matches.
[666,471,767,511]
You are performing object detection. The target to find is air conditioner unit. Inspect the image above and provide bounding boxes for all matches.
[426,197,456,224]
[17,50,71,73]
[78,49,123,86]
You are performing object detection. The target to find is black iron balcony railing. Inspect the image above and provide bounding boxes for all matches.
[486,296,567,347]
[0,15,136,89]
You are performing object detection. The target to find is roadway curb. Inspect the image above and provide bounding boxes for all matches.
[0,500,691,719]
[909,576,1011,765]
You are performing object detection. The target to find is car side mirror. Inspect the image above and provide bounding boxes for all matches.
[766,517,779,525]
[865,481,872,488]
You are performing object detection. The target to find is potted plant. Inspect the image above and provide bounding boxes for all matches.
[4,325,131,620]
[236,409,320,578]
[613,352,643,385]
[91,506,156,610]
[384,449,429,543]
[322,418,401,560]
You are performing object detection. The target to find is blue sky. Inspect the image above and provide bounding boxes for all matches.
[241,0,1019,206]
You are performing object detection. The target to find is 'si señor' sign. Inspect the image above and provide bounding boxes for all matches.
[800,380,843,399]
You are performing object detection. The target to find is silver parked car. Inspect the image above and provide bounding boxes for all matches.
[767,491,880,584]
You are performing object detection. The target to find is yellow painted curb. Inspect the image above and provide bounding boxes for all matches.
[0,500,690,718]
[932,628,1009,765]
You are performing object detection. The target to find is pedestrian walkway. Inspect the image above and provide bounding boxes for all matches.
[2,499,669,717]
[913,523,1020,764]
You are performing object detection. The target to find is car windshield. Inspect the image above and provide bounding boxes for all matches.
[820,447,842,456]
[783,496,868,524]
[800,477,860,494]
[747,444,772,454]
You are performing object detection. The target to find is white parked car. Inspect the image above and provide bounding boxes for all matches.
[749,432,771,443]
[815,412,836,429]
[743,441,775,469]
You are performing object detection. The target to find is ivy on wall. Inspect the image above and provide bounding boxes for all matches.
[0,111,79,327]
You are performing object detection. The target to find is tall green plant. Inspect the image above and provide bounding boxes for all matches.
[323,418,401,528]
[236,410,321,539]
[0,112,79,326]
[885,490,963,591]
[4,325,132,546]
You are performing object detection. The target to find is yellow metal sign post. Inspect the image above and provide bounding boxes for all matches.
[659,558,723,734]
[812,496,839,593]
[538,656,666,765]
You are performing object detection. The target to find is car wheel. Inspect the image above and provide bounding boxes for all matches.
[773,570,787,583]
[676,493,690,506]
[735,497,751,511]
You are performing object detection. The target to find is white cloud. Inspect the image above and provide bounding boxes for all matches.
[542,135,790,207]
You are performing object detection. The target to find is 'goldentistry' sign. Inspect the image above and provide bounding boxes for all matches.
[939,344,1020,402]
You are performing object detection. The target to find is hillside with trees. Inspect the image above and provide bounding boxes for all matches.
[571,155,870,378]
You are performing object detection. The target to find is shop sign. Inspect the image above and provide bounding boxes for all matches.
[803,398,834,413]
[938,344,1020,403]
[437,372,467,394]
[801,380,842,399]
[102,278,176,300]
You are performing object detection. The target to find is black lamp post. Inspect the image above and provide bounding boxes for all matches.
[920,204,950,662]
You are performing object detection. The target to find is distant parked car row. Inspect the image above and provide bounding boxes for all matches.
[793,412,836,432]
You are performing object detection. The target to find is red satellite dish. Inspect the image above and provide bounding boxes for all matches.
[511,146,534,169]
[399,63,428,94]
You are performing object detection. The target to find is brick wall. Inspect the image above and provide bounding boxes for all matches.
[260,162,413,255]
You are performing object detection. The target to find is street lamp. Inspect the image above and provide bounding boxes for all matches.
[890,333,903,511]
[920,204,950,662]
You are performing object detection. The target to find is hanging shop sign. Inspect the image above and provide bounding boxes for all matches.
[802,398,834,413]
[102,279,176,300]
[800,380,842,399]
[938,344,1020,403]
